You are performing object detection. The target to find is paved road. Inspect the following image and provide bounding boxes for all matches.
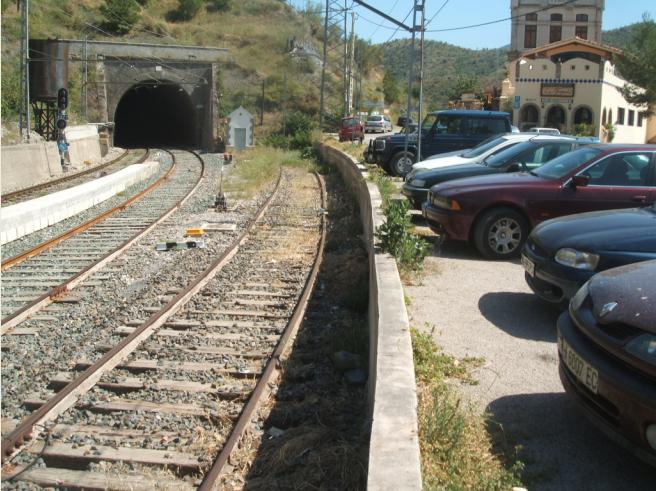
[404,237,656,490]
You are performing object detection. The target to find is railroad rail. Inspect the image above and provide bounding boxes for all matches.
[0,150,205,331]
[1,167,325,490]
[0,149,149,207]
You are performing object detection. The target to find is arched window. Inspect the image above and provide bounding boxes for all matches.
[546,105,566,130]
[574,106,593,125]
[602,108,607,125]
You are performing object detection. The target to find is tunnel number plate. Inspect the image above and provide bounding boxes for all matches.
[558,335,598,394]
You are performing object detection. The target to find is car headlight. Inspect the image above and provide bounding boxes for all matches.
[554,248,600,271]
[625,334,656,366]
[570,280,589,312]
[431,194,461,210]
[410,179,426,187]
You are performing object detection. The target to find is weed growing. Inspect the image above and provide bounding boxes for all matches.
[411,328,524,490]
[375,199,429,273]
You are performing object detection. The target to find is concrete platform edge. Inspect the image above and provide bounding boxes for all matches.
[316,143,422,490]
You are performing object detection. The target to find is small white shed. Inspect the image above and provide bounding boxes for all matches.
[227,106,254,150]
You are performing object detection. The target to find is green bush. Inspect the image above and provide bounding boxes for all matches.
[100,0,140,34]
[168,0,203,21]
[1,61,21,119]
[208,0,231,12]
[375,199,429,272]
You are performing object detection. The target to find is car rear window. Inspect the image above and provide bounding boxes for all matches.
[465,117,508,135]
[342,118,358,127]
[461,136,509,158]
[368,116,382,122]
[532,147,604,179]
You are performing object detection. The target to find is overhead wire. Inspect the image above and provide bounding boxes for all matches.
[425,0,451,28]
[383,6,414,43]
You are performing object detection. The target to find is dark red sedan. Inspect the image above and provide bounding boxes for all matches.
[422,144,656,259]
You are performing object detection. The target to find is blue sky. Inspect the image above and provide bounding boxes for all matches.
[287,1,655,49]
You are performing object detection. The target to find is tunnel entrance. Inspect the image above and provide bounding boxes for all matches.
[114,82,198,148]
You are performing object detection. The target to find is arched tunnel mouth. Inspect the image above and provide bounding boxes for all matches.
[114,81,198,148]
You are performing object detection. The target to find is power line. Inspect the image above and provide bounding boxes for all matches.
[384,7,414,43]
[367,0,400,38]
[425,0,450,27]
[355,12,401,31]
[425,0,577,33]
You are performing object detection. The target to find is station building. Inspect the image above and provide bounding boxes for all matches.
[501,0,655,143]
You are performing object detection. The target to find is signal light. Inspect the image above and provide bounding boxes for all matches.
[57,88,68,110]
[56,118,67,130]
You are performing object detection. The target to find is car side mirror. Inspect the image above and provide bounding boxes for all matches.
[507,162,521,172]
[571,174,589,188]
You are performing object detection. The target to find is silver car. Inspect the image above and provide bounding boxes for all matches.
[365,115,392,133]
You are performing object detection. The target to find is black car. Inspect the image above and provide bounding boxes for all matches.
[522,205,656,307]
[402,136,578,209]
[397,116,413,126]
[370,110,512,177]
[557,260,656,467]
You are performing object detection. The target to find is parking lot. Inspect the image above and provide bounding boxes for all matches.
[404,234,656,490]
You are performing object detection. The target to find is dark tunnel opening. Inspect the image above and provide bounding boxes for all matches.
[114,82,198,148]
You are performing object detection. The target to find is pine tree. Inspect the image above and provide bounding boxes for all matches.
[100,0,140,35]
[614,16,656,115]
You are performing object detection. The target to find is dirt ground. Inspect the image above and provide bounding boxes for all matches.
[404,236,656,491]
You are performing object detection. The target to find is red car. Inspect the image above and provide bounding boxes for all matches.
[422,144,656,259]
[339,116,364,142]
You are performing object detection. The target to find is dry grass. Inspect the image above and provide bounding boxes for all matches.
[411,329,525,490]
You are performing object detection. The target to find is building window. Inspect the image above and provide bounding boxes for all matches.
[602,108,607,125]
[574,107,593,125]
[576,14,589,22]
[571,65,576,70]
[628,110,635,126]
[526,13,537,21]
[525,25,537,48]
[550,25,562,43]
[576,25,588,39]
[617,107,625,125]
[585,65,590,71]
[638,113,643,127]
[551,13,563,22]
[608,109,613,125]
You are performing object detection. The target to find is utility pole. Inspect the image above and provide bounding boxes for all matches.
[319,0,329,130]
[83,35,88,120]
[347,11,356,115]
[417,1,425,162]
[260,79,265,126]
[402,1,419,168]
[342,0,348,117]
[282,70,287,136]
[19,0,30,142]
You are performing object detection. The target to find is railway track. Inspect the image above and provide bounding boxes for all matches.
[0,150,204,331]
[1,167,325,490]
[0,149,150,207]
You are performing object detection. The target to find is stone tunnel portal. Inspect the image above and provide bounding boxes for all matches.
[114,82,198,148]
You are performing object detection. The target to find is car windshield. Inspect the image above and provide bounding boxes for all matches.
[368,116,382,122]
[484,141,534,168]
[532,147,604,179]
[461,136,508,158]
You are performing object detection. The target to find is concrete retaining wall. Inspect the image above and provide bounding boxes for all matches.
[316,144,422,490]
[1,161,160,245]
[1,142,62,194]
[65,125,102,166]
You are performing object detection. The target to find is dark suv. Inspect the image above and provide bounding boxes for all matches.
[368,110,512,177]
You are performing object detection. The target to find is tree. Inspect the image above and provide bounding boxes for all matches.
[383,71,400,105]
[447,75,480,102]
[614,16,656,115]
[100,0,140,35]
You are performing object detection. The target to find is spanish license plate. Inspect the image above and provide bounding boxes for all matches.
[521,254,535,277]
[558,335,598,394]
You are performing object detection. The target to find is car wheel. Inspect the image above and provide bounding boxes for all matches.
[390,151,415,177]
[473,207,528,259]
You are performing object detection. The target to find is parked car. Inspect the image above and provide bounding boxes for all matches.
[557,260,656,467]
[369,110,512,177]
[528,127,561,135]
[403,136,580,209]
[413,133,559,173]
[522,205,656,307]
[339,116,364,142]
[365,114,392,133]
[397,115,413,126]
[422,144,656,259]
[397,123,419,134]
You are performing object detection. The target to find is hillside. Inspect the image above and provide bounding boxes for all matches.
[381,23,642,112]
[1,0,382,135]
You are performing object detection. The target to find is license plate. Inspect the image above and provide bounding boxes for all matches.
[559,335,598,394]
[521,254,535,277]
